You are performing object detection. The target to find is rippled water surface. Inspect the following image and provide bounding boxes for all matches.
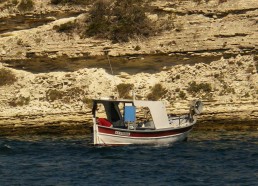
[0,131,257,186]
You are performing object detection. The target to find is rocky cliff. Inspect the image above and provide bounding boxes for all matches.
[0,0,257,134]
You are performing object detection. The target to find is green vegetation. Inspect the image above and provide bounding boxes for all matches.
[9,96,30,107]
[193,0,201,5]
[219,82,235,96]
[171,74,181,82]
[65,87,85,99]
[179,91,187,99]
[193,0,227,5]
[246,65,255,74]
[214,73,220,78]
[1,0,18,6]
[4,0,19,6]
[46,87,86,102]
[53,21,77,33]
[134,45,141,51]
[193,0,211,5]
[175,88,187,99]
[187,81,212,95]
[50,0,63,4]
[175,88,180,92]
[85,0,153,42]
[35,37,41,44]
[0,68,17,86]
[50,0,173,42]
[17,0,34,12]
[82,97,93,108]
[11,0,19,5]
[46,89,64,102]
[0,0,8,3]
[174,20,184,32]
[202,92,213,101]
[85,0,111,39]
[237,61,243,66]
[147,83,167,101]
[243,92,250,98]
[218,0,228,4]
[16,38,24,45]
[117,83,134,99]
[50,0,92,5]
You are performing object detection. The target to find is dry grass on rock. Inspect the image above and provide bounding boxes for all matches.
[0,68,17,86]
[85,0,154,42]
[17,0,34,12]
[117,83,134,99]
[147,83,167,101]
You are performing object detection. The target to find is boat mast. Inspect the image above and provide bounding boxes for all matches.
[104,49,114,76]
[103,49,119,98]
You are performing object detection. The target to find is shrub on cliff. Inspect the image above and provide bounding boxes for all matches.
[85,0,153,42]
[219,84,235,95]
[17,0,34,12]
[53,21,77,33]
[50,0,92,5]
[193,0,212,4]
[85,0,112,39]
[179,90,187,99]
[65,87,85,100]
[194,0,227,5]
[218,0,228,4]
[46,87,86,103]
[11,0,19,5]
[147,83,167,101]
[117,83,134,99]
[46,89,64,102]
[0,68,17,86]
[187,81,212,95]
[50,0,63,4]
[82,97,92,108]
[0,0,8,4]
[9,96,30,107]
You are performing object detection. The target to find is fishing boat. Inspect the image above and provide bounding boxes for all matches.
[91,98,203,146]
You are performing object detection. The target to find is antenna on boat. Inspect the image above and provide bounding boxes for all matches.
[103,48,119,99]
[104,48,114,76]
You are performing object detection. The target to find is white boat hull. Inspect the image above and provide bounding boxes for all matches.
[91,98,202,146]
[93,125,193,146]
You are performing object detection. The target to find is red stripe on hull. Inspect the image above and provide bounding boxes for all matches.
[98,125,193,138]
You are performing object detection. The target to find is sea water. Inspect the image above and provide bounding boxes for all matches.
[0,131,257,186]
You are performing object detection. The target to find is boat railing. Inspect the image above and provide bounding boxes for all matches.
[168,114,190,127]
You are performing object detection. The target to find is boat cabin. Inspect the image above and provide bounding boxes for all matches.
[92,98,172,130]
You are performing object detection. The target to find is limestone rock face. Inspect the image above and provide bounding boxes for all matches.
[0,55,257,126]
[0,0,257,127]
[0,0,257,60]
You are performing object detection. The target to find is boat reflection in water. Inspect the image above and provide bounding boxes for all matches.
[91,98,203,146]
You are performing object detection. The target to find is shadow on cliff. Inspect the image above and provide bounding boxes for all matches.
[2,53,234,74]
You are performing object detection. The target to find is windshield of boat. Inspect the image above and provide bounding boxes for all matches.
[93,100,157,129]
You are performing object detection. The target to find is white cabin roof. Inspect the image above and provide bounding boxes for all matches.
[134,100,170,129]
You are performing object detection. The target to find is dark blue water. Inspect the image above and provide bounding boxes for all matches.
[0,131,257,186]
